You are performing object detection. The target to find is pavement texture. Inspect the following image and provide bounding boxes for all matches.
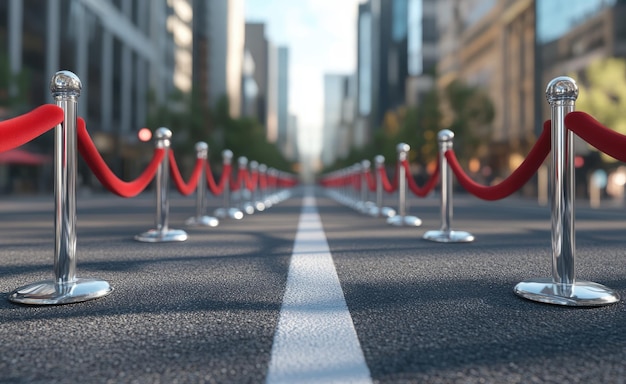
[1,187,626,383]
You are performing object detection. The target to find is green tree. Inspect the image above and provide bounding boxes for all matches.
[574,58,626,162]
[147,91,293,172]
[443,80,494,162]
[0,47,31,116]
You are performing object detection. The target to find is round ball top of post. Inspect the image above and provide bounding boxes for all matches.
[396,143,410,153]
[195,142,208,158]
[258,164,267,172]
[238,156,248,167]
[222,149,233,161]
[155,127,172,140]
[374,155,385,166]
[438,129,454,143]
[361,159,371,169]
[396,143,410,161]
[249,160,259,170]
[545,76,578,104]
[50,70,82,99]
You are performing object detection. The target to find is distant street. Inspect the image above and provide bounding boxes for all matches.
[1,188,626,383]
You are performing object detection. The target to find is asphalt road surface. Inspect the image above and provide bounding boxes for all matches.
[1,186,626,383]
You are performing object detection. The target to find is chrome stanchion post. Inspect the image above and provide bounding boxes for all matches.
[10,70,112,305]
[357,160,374,213]
[387,143,421,226]
[250,161,266,212]
[214,150,243,219]
[423,130,474,243]
[185,142,219,227]
[239,156,255,214]
[370,155,395,218]
[259,164,273,209]
[514,76,619,306]
[135,128,188,242]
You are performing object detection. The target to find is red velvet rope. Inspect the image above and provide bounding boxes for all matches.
[206,162,231,195]
[259,171,267,190]
[403,159,440,197]
[378,163,399,193]
[168,151,203,196]
[0,104,64,152]
[365,169,376,192]
[565,111,626,162]
[280,175,297,187]
[246,170,259,191]
[77,118,165,198]
[230,168,246,192]
[445,120,551,201]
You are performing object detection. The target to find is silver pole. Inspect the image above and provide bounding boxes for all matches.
[514,76,619,306]
[358,160,371,213]
[387,143,421,226]
[215,150,243,219]
[135,128,187,242]
[10,70,112,304]
[239,156,254,214]
[423,130,473,243]
[186,142,219,227]
[250,161,266,212]
[372,155,395,218]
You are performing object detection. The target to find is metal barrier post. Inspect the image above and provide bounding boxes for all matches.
[370,155,395,218]
[357,160,374,213]
[423,130,474,243]
[214,150,243,219]
[238,156,255,214]
[186,142,219,227]
[387,143,421,226]
[514,76,619,306]
[135,128,188,242]
[10,70,112,304]
[250,161,266,212]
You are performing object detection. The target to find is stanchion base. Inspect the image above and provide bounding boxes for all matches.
[9,278,112,305]
[185,215,219,227]
[134,228,188,242]
[254,201,266,212]
[514,278,620,306]
[214,207,244,220]
[387,215,422,227]
[368,206,396,218]
[423,229,474,243]
[242,203,255,215]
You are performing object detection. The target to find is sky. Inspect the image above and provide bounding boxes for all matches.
[244,0,363,158]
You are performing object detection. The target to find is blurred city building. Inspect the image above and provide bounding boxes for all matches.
[322,74,356,167]
[243,23,268,125]
[436,0,623,179]
[193,0,244,119]
[436,0,536,177]
[0,0,183,192]
[356,0,410,140]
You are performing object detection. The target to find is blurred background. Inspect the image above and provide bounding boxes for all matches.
[0,0,625,198]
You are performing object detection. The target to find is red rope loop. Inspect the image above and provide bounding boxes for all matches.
[378,163,398,193]
[246,170,259,191]
[403,159,440,197]
[168,150,202,196]
[565,111,626,162]
[279,174,297,187]
[445,120,551,201]
[206,162,231,195]
[230,168,247,191]
[77,118,165,198]
[0,104,64,153]
[365,169,376,191]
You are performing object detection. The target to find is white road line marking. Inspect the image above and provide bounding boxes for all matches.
[266,193,372,384]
